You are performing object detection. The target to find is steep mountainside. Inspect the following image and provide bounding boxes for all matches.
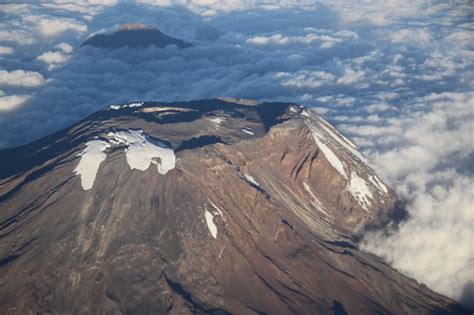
[0,98,467,314]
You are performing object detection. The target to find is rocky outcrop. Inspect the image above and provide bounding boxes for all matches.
[0,99,467,314]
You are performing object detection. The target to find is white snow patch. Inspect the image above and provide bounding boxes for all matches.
[301,109,311,117]
[108,130,175,174]
[305,120,347,179]
[368,174,388,194]
[205,208,218,238]
[244,174,261,188]
[209,117,224,126]
[242,128,254,135]
[303,182,330,217]
[319,116,357,148]
[348,172,374,212]
[74,140,110,190]
[109,102,144,110]
[208,199,224,217]
[317,118,368,164]
[289,105,300,113]
[127,102,143,108]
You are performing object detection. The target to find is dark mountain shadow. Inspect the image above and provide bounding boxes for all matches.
[333,300,348,315]
[256,101,290,131]
[176,135,225,151]
[460,281,474,311]
[0,122,92,181]
[81,25,192,49]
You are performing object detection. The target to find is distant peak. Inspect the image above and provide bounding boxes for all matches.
[119,23,157,31]
[81,25,192,49]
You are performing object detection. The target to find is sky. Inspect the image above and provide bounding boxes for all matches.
[0,0,473,306]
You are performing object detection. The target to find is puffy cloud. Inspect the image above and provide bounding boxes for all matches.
[37,51,71,70]
[0,5,88,46]
[82,0,118,4]
[276,71,336,88]
[56,42,74,53]
[38,0,118,17]
[321,0,465,26]
[351,91,474,303]
[247,34,292,45]
[315,94,356,107]
[390,28,432,45]
[319,36,342,48]
[36,17,88,37]
[362,173,473,300]
[337,68,365,85]
[444,30,473,50]
[0,92,30,112]
[0,46,13,55]
[0,29,36,46]
[246,28,358,48]
[135,0,320,16]
[0,70,46,88]
[37,51,69,64]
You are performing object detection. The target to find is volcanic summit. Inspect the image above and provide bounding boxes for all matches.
[0,98,468,314]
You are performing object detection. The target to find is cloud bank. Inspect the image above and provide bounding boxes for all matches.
[0,0,472,305]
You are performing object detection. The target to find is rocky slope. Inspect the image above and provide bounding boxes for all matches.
[0,98,467,314]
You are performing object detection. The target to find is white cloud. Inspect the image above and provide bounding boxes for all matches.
[0,94,30,111]
[135,0,320,16]
[247,34,291,45]
[413,73,443,81]
[315,94,356,107]
[56,42,74,53]
[390,28,432,45]
[362,174,474,301]
[134,0,466,26]
[37,51,71,70]
[246,29,357,48]
[0,4,30,15]
[351,91,474,302]
[321,0,458,26]
[276,71,336,88]
[0,46,13,55]
[83,0,118,4]
[39,18,87,37]
[444,30,473,49]
[319,36,341,48]
[23,16,88,37]
[38,0,117,16]
[0,70,46,87]
[337,68,365,85]
[0,29,35,45]
[37,51,70,64]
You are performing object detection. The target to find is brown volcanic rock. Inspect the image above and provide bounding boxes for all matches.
[0,99,467,314]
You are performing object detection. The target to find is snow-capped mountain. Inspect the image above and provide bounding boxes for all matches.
[0,98,467,314]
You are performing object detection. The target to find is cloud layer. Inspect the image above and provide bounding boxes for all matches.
[0,0,472,305]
